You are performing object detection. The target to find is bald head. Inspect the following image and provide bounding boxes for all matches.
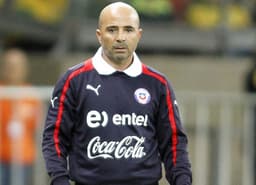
[98,2,140,29]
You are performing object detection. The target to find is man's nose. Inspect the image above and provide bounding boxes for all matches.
[116,31,126,42]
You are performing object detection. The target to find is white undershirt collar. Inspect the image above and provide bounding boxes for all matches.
[92,47,142,77]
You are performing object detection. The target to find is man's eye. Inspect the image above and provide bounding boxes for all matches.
[126,28,133,32]
[107,28,116,33]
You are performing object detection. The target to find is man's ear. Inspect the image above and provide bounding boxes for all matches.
[96,29,102,44]
[138,28,143,40]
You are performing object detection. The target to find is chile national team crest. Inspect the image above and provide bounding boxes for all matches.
[134,88,151,105]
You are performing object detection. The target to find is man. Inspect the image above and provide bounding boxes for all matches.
[0,49,42,185]
[42,2,192,185]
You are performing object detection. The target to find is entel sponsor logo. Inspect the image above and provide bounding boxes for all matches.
[86,110,148,128]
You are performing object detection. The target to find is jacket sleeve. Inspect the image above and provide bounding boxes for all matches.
[156,80,192,185]
[42,71,77,185]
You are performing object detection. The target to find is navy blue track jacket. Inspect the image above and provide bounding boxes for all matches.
[42,47,192,185]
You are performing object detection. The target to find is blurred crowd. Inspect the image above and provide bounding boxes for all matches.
[0,0,255,29]
[0,0,255,55]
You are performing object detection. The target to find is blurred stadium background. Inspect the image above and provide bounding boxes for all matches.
[1,0,256,185]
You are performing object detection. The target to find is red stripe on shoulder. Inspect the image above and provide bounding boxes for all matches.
[142,64,166,84]
[54,59,93,157]
[142,64,178,165]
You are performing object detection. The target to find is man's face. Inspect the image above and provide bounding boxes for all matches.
[96,8,142,66]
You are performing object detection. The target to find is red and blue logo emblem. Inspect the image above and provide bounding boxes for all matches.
[134,88,151,104]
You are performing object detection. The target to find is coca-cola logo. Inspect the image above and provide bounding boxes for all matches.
[87,136,146,159]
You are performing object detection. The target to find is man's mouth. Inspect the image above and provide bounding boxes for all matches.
[114,43,127,49]
[113,46,127,52]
